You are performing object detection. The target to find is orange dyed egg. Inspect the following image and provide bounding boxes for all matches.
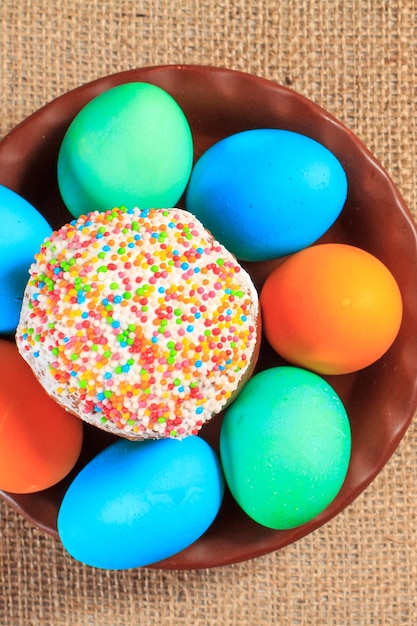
[0,339,83,493]
[260,243,403,375]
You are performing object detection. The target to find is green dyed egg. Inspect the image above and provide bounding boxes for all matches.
[57,82,193,218]
[220,366,351,530]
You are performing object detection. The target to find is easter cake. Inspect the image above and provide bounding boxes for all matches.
[16,205,260,440]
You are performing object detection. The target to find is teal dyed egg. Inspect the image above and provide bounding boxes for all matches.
[0,185,52,334]
[58,436,224,569]
[220,366,351,530]
[57,82,193,218]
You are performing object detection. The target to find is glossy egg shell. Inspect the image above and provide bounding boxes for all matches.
[260,243,403,375]
[185,129,347,261]
[57,436,225,569]
[57,82,193,218]
[0,339,83,493]
[220,366,351,530]
[0,184,52,334]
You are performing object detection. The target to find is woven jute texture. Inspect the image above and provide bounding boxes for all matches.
[1,1,417,624]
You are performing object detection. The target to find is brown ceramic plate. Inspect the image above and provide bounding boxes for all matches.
[1,65,417,570]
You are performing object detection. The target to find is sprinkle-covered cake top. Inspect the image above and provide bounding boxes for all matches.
[16,206,259,439]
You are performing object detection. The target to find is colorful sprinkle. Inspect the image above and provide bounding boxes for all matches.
[16,207,259,440]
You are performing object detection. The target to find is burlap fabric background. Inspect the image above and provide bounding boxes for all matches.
[1,1,417,624]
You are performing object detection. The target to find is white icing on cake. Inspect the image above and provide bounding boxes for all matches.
[16,207,259,439]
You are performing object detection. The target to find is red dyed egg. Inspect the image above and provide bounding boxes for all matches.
[0,339,83,493]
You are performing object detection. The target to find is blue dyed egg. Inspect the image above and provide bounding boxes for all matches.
[58,436,224,569]
[0,185,52,334]
[185,129,348,261]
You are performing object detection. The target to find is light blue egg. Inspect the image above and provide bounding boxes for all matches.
[185,129,348,261]
[0,185,52,334]
[57,436,224,569]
